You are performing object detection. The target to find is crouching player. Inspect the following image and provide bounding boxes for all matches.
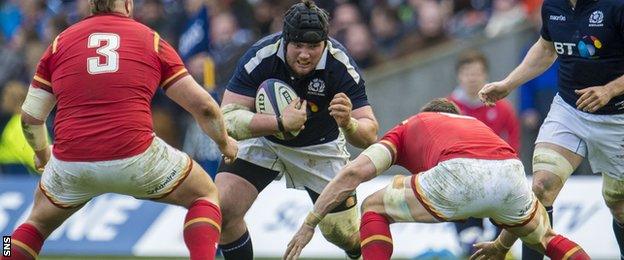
[284,98,589,260]
[2,0,237,259]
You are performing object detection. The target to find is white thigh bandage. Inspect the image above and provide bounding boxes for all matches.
[361,143,393,175]
[222,103,254,140]
[22,86,56,121]
[532,147,575,182]
[318,205,360,251]
[383,175,414,222]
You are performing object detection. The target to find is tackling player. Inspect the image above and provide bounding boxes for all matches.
[215,1,378,259]
[479,0,624,258]
[3,1,237,260]
[284,98,589,260]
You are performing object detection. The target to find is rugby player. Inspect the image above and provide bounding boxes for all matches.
[215,1,378,259]
[479,0,624,258]
[3,1,237,259]
[284,98,589,260]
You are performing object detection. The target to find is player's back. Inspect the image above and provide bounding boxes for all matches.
[32,14,188,161]
[387,112,517,173]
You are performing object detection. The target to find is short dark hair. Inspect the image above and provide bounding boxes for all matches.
[282,0,330,43]
[456,49,489,72]
[90,0,119,15]
[420,98,461,114]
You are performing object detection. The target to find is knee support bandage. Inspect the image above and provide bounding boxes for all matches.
[382,175,414,222]
[319,199,360,251]
[533,147,575,183]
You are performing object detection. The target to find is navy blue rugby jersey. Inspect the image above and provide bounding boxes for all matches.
[227,33,369,147]
[541,0,624,114]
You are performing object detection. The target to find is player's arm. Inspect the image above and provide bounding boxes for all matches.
[480,37,557,105]
[166,76,237,162]
[220,89,306,140]
[575,73,624,112]
[21,86,56,172]
[329,92,378,148]
[502,37,558,91]
[305,141,393,226]
[343,105,378,148]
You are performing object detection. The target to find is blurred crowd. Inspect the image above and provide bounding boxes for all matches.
[0,0,542,174]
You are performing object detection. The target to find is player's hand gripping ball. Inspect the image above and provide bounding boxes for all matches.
[255,79,304,140]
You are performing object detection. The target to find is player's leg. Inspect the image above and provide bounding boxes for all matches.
[215,159,279,260]
[6,186,82,260]
[359,175,440,260]
[602,173,624,260]
[525,96,586,260]
[524,143,582,259]
[305,188,360,259]
[277,134,362,258]
[154,159,221,260]
[7,155,90,260]
[505,202,589,260]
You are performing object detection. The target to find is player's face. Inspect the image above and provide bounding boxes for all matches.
[286,41,326,77]
[457,61,488,96]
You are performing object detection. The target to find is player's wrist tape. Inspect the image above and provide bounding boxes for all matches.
[304,211,323,228]
[494,238,512,251]
[276,115,286,132]
[341,117,358,135]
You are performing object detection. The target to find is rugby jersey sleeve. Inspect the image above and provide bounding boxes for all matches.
[155,33,189,91]
[31,44,54,93]
[380,120,408,164]
[225,47,263,97]
[540,1,552,41]
[335,60,369,109]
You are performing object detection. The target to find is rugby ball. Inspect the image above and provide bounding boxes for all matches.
[255,79,301,140]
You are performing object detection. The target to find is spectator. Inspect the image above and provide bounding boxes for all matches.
[0,81,38,174]
[343,23,380,69]
[484,0,526,37]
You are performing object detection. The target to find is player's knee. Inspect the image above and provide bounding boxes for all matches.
[531,174,561,203]
[361,194,384,214]
[605,200,624,222]
[602,173,624,221]
[318,204,360,251]
[532,147,573,196]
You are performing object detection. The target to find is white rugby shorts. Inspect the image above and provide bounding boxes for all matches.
[536,94,624,179]
[412,158,537,227]
[40,137,192,208]
[234,134,350,194]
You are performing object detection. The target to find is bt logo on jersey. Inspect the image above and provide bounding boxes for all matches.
[554,36,602,58]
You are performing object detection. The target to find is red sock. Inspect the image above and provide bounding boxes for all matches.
[360,211,393,260]
[545,234,590,260]
[183,199,222,260]
[5,223,44,260]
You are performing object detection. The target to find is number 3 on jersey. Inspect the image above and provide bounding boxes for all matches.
[87,33,120,74]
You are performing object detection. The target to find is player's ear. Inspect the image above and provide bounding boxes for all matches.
[124,0,132,16]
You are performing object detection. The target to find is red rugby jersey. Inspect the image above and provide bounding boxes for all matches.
[381,112,518,174]
[31,13,189,161]
[449,94,521,152]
